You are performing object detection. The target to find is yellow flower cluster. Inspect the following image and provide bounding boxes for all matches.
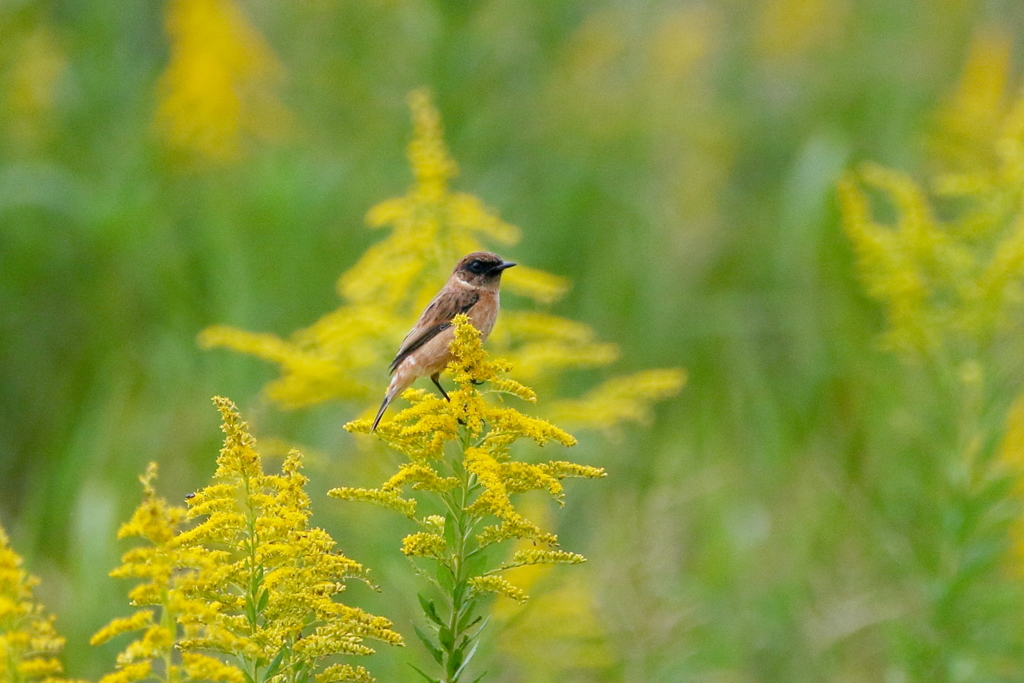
[154,0,291,163]
[94,398,401,682]
[838,44,1024,358]
[199,87,681,429]
[549,368,687,437]
[332,315,605,599]
[0,522,80,683]
[90,464,209,683]
[931,27,1014,177]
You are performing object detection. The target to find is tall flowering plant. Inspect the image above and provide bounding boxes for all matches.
[837,28,1024,680]
[0,523,82,683]
[198,88,683,430]
[92,398,402,683]
[332,315,604,683]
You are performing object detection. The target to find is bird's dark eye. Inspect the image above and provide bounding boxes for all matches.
[467,259,485,273]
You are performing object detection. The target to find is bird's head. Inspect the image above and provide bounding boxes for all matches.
[452,252,516,289]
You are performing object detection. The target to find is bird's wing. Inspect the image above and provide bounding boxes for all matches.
[388,289,480,374]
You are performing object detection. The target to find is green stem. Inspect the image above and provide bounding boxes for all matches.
[240,470,267,683]
[433,425,483,683]
[161,598,177,683]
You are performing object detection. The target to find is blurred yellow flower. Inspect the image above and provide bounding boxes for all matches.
[549,368,687,437]
[932,26,1014,174]
[0,521,79,683]
[154,0,291,162]
[754,0,849,60]
[838,53,1024,359]
[201,88,682,429]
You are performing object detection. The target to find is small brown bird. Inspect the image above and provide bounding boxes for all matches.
[371,251,516,431]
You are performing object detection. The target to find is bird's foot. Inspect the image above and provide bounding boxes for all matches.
[431,374,451,402]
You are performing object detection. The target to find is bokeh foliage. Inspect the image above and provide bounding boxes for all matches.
[4,0,1024,681]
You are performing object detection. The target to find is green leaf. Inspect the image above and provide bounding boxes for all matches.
[436,563,455,593]
[464,549,488,577]
[257,587,270,614]
[418,593,445,627]
[264,649,286,679]
[447,645,464,680]
[438,624,455,651]
[408,663,442,683]
[453,580,467,605]
[454,638,481,680]
[243,672,255,683]
[469,671,488,683]
[456,600,480,633]
[443,516,459,549]
[245,594,257,625]
[250,565,264,596]
[414,625,444,665]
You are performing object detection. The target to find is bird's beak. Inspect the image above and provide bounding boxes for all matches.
[493,261,517,272]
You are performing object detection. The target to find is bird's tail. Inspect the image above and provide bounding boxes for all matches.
[370,392,392,432]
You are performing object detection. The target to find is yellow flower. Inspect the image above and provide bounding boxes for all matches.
[334,314,604,595]
[401,532,446,559]
[0,520,78,683]
[95,400,402,681]
[548,368,687,436]
[333,318,603,680]
[507,549,586,567]
[931,27,1014,175]
[200,88,682,429]
[180,398,403,667]
[181,652,246,683]
[97,661,151,683]
[841,26,1024,360]
[468,576,527,603]
[316,663,376,683]
[154,0,291,162]
[839,145,1024,356]
[90,611,155,647]
[93,463,222,682]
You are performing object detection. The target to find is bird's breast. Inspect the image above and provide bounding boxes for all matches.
[469,290,499,339]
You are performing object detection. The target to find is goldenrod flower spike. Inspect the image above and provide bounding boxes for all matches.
[842,33,1024,679]
[154,0,291,162]
[0,521,80,683]
[840,57,1024,359]
[333,314,604,683]
[95,402,402,682]
[199,88,682,430]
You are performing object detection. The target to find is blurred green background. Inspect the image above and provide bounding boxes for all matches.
[4,0,1024,680]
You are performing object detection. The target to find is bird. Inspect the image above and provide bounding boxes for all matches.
[371,251,516,431]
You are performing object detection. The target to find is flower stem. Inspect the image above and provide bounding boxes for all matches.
[428,427,484,683]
